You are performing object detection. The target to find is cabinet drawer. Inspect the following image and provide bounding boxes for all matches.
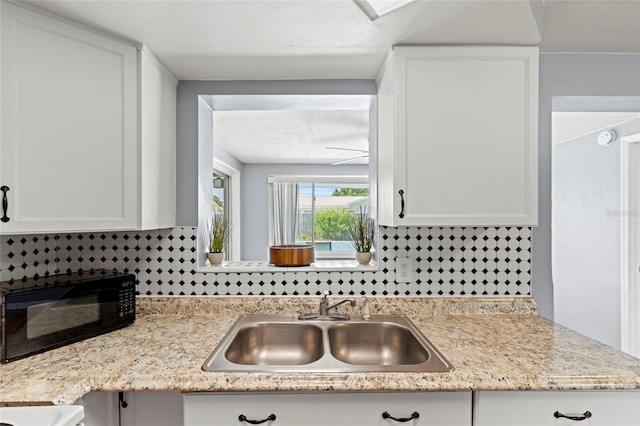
[474,391,640,426]
[184,392,470,426]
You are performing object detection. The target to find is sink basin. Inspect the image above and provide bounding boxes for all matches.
[328,322,429,365]
[225,322,323,365]
[203,314,453,373]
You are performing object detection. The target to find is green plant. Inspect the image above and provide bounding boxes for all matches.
[209,215,232,253]
[347,207,375,252]
[315,207,352,241]
[331,187,369,196]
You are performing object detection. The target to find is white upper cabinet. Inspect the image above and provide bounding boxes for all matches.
[377,46,538,227]
[0,3,176,234]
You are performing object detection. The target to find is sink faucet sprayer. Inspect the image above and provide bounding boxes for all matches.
[362,296,371,321]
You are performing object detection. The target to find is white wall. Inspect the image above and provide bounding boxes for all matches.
[553,118,640,349]
[552,125,620,348]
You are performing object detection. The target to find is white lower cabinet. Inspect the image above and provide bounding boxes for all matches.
[183,392,471,426]
[120,391,184,426]
[473,391,640,426]
[78,391,183,426]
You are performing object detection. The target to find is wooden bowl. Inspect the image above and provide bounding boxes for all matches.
[269,245,315,267]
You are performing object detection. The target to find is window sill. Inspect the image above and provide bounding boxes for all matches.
[198,260,378,273]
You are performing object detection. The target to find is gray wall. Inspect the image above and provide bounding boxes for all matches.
[535,53,640,319]
[177,80,377,226]
[241,163,369,260]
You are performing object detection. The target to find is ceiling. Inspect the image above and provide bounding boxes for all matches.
[21,0,640,81]
[552,112,640,144]
[207,95,372,164]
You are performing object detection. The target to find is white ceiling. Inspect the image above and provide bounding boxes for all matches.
[22,0,640,81]
[20,0,640,80]
[214,110,370,164]
[552,112,640,144]
[209,95,372,164]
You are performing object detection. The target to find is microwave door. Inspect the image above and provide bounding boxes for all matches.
[26,294,100,339]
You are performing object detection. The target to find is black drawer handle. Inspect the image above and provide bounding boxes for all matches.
[1,186,9,223]
[554,410,592,421]
[382,411,419,422]
[239,414,276,424]
[398,189,405,219]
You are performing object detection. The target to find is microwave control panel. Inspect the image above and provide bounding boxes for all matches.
[118,279,136,318]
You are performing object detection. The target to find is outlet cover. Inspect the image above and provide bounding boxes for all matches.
[396,257,413,283]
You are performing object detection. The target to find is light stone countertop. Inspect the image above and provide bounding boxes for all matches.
[1,296,640,405]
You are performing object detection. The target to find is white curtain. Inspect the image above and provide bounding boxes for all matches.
[272,182,299,245]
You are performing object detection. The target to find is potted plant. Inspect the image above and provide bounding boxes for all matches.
[207,215,232,266]
[347,207,375,265]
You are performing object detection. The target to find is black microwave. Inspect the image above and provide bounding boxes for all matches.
[1,270,136,363]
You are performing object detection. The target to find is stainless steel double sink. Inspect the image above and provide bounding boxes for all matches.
[202,314,453,373]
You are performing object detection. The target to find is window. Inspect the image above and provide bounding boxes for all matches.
[212,170,230,259]
[268,175,369,259]
[209,158,241,262]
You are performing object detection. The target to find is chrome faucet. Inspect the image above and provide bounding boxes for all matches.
[298,291,356,321]
[319,291,356,316]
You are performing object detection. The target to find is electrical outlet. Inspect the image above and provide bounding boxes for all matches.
[396,257,413,283]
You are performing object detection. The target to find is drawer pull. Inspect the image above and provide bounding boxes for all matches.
[554,410,592,421]
[1,186,9,223]
[382,411,419,422]
[398,189,405,219]
[238,414,276,424]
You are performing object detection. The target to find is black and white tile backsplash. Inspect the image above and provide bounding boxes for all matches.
[0,226,531,296]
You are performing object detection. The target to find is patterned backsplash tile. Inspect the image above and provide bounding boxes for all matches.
[0,226,531,296]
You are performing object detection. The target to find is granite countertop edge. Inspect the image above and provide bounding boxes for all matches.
[2,296,640,405]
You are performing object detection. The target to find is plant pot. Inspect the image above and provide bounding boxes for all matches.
[356,251,372,265]
[207,252,224,266]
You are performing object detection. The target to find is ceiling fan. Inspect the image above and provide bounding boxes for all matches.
[326,147,369,165]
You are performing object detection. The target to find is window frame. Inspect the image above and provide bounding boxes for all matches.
[213,158,241,261]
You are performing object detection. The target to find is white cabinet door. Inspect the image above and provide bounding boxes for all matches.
[120,391,184,426]
[474,391,640,426]
[1,2,138,234]
[377,46,538,227]
[184,392,471,426]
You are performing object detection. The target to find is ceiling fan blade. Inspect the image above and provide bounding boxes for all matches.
[331,154,369,166]
[326,147,369,153]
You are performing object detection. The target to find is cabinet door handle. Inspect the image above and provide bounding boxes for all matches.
[398,189,405,219]
[382,411,419,422]
[238,414,276,424]
[1,186,9,223]
[553,410,592,421]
